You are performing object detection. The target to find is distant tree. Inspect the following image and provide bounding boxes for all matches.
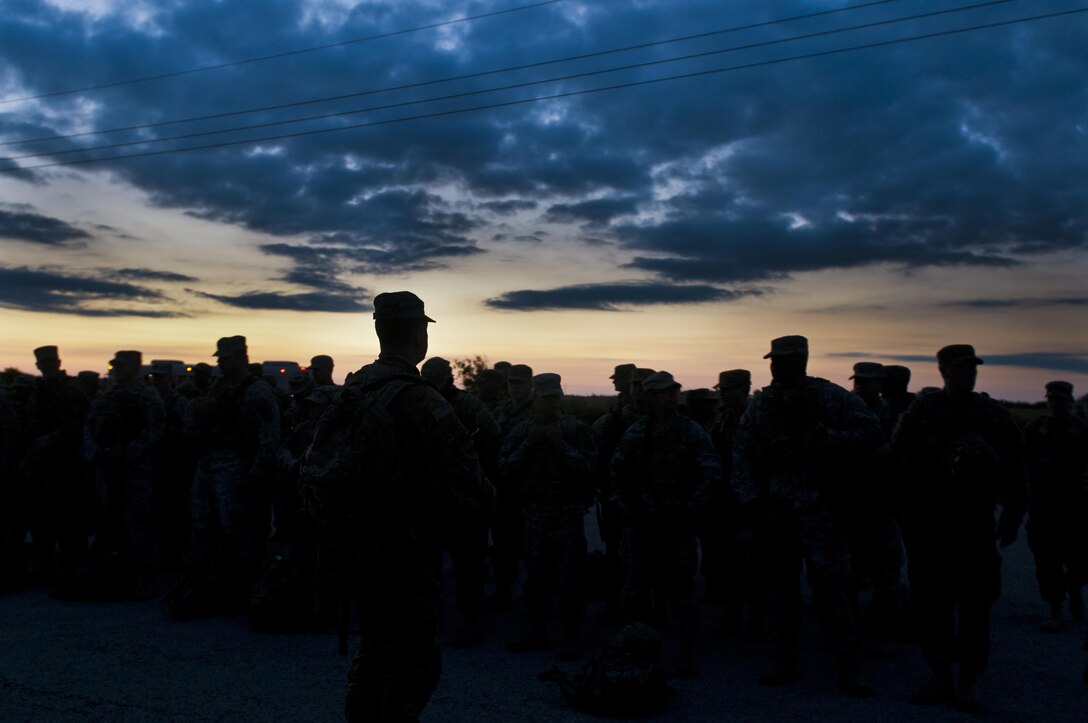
[452,356,488,390]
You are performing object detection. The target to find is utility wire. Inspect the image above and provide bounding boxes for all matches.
[2,0,912,147]
[0,0,564,105]
[2,0,1024,161]
[2,6,1083,173]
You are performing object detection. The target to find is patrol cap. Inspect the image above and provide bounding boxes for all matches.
[631,367,656,384]
[111,350,142,366]
[150,360,174,375]
[850,362,885,380]
[937,344,983,367]
[288,370,313,395]
[309,354,333,368]
[642,370,681,393]
[33,345,59,362]
[685,388,716,403]
[77,371,100,381]
[421,356,452,382]
[213,335,247,359]
[1045,381,1074,399]
[306,385,340,407]
[193,362,212,373]
[493,361,512,375]
[715,369,751,390]
[532,373,563,397]
[610,363,636,382]
[507,364,534,382]
[764,335,808,359]
[372,291,435,322]
[884,365,911,386]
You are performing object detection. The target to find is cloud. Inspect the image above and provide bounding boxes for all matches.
[109,267,199,282]
[941,297,1088,309]
[0,264,184,316]
[192,289,370,313]
[0,203,90,245]
[830,352,1088,375]
[478,199,538,215]
[485,281,761,311]
[542,195,642,227]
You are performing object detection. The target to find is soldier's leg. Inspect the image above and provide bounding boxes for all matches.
[760,512,803,686]
[620,527,651,624]
[668,532,700,677]
[449,513,488,646]
[509,515,549,648]
[486,484,522,610]
[554,515,587,657]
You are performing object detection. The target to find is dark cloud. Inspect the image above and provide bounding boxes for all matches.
[0,204,90,245]
[109,267,199,283]
[485,281,761,311]
[0,264,183,316]
[543,196,642,228]
[192,289,370,313]
[831,352,1088,375]
[941,297,1088,309]
[478,199,538,215]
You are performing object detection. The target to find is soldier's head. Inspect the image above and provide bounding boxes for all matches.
[643,371,681,417]
[937,344,982,397]
[765,335,808,387]
[150,360,174,393]
[192,362,213,391]
[532,373,563,422]
[629,367,656,412]
[373,291,434,366]
[507,364,534,403]
[34,345,62,378]
[309,354,335,386]
[110,350,143,384]
[1045,381,1074,417]
[715,369,751,406]
[850,362,884,403]
[473,369,506,403]
[421,356,453,392]
[76,370,100,397]
[882,365,911,398]
[684,388,716,425]
[214,336,249,378]
[493,361,512,379]
[610,363,636,394]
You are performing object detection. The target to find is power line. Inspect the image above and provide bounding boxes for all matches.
[2,0,912,147]
[0,0,563,105]
[2,0,1024,161]
[3,6,1083,173]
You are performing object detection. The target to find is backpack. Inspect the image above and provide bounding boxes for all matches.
[298,374,424,556]
[542,623,674,717]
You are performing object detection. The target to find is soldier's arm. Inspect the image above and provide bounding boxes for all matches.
[83,394,104,461]
[550,419,596,475]
[498,420,536,479]
[825,385,883,456]
[688,423,722,513]
[993,405,1028,544]
[127,387,166,461]
[608,425,641,516]
[247,383,282,480]
[419,391,493,514]
[730,403,759,506]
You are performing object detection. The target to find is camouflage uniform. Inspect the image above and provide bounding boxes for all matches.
[888,382,1027,678]
[488,389,535,606]
[1023,390,1088,614]
[0,387,22,589]
[24,369,91,576]
[500,381,596,652]
[186,370,281,600]
[83,368,166,582]
[732,375,882,667]
[342,353,491,722]
[610,390,720,665]
[153,377,193,571]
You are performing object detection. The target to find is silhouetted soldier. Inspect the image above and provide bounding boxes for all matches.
[882,364,915,422]
[76,371,101,400]
[1023,381,1088,632]
[150,360,192,572]
[77,350,165,598]
[422,356,501,647]
[310,355,337,388]
[174,336,280,617]
[501,373,596,660]
[611,371,720,678]
[732,336,881,697]
[592,366,653,623]
[331,291,490,722]
[889,344,1027,712]
[703,369,759,633]
[0,385,21,590]
[472,368,507,410]
[23,345,91,582]
[486,363,535,611]
[845,362,906,657]
[683,388,717,430]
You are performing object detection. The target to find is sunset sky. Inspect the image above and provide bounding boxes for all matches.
[1,0,1086,399]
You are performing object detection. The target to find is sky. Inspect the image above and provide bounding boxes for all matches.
[1,0,1086,399]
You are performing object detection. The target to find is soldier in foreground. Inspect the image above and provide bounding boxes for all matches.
[889,345,1027,712]
[732,336,881,697]
[1023,381,1088,631]
[305,292,491,722]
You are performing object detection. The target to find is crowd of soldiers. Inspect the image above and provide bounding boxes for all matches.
[1,292,1087,720]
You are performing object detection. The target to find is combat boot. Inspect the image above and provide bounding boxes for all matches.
[953,671,983,713]
[911,665,954,705]
[1040,600,1065,632]
[758,643,801,687]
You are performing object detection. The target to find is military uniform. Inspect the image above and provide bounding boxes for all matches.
[500,374,596,656]
[732,337,882,692]
[1023,382,1088,626]
[888,345,1027,704]
[0,387,22,590]
[82,351,166,591]
[611,372,721,674]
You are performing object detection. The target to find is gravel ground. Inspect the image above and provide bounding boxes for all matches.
[2,525,1085,722]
